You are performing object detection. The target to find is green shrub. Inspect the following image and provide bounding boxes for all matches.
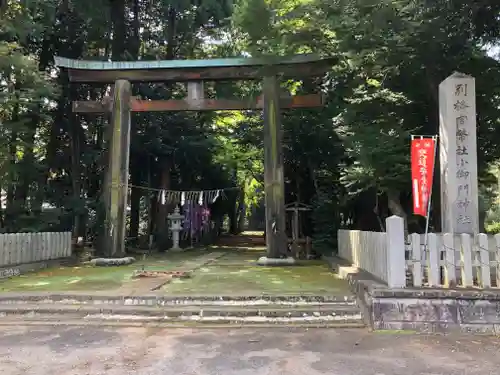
[486,221,500,235]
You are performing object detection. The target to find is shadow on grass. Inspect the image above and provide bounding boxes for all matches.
[0,249,212,292]
[161,255,349,296]
[0,240,348,296]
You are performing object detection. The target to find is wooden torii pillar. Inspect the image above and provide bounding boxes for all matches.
[262,76,286,257]
[54,55,333,259]
[104,80,132,258]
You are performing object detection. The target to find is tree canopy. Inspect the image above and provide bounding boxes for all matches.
[2,0,500,253]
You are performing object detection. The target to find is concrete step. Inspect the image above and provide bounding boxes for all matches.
[0,317,365,329]
[0,303,365,328]
[0,303,361,317]
[0,294,357,306]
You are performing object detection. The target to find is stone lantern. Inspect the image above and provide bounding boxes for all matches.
[168,207,184,251]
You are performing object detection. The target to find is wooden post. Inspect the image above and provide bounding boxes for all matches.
[263,76,287,258]
[292,204,300,257]
[187,82,204,110]
[103,79,132,257]
[385,215,406,288]
[187,82,204,100]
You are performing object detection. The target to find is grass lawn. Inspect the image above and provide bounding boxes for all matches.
[161,252,349,295]
[0,250,207,292]
[0,245,349,296]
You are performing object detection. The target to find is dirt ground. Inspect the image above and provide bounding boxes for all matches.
[0,325,499,375]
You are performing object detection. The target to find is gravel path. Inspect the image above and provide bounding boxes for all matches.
[0,326,499,374]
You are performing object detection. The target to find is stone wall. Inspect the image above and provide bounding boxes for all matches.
[0,258,73,280]
[370,290,500,333]
[330,256,500,333]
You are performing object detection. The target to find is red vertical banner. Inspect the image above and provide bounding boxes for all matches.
[411,138,436,217]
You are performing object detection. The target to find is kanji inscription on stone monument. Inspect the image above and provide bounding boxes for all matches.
[439,72,479,234]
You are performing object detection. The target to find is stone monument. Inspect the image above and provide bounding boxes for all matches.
[439,72,479,234]
[168,207,184,251]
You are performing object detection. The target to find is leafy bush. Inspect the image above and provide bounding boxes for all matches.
[486,222,500,235]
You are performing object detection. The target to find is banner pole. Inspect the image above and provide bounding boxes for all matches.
[423,135,438,254]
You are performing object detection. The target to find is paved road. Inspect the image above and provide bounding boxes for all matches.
[0,325,499,374]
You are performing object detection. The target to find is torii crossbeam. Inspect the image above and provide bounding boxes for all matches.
[55,54,333,259]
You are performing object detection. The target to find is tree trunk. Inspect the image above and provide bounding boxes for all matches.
[425,67,442,232]
[130,0,140,56]
[237,197,246,233]
[307,159,319,195]
[147,156,156,239]
[166,6,176,60]
[237,208,246,233]
[110,0,127,60]
[155,158,172,249]
[128,0,141,243]
[0,179,4,229]
[15,128,36,214]
[94,113,111,255]
[5,95,20,230]
[150,5,176,248]
[129,157,141,242]
[229,192,239,234]
[68,82,84,239]
[387,190,408,231]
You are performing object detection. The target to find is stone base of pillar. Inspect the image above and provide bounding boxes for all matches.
[169,247,184,252]
[256,256,296,266]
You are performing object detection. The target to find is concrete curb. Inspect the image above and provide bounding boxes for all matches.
[0,303,361,318]
[0,293,357,305]
[0,319,366,329]
[0,302,366,328]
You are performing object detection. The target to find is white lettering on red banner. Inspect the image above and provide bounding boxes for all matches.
[411,138,436,217]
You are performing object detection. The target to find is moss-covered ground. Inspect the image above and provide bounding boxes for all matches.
[0,239,349,295]
[161,248,349,295]
[0,250,205,292]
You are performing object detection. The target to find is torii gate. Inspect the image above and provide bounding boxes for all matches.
[54,55,332,259]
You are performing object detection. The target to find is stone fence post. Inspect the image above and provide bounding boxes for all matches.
[385,215,406,288]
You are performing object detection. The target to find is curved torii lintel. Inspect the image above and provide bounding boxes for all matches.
[54,55,336,83]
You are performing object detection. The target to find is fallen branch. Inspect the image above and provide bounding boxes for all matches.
[132,270,190,278]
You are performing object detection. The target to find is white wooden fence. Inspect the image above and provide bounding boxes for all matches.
[338,216,405,287]
[406,232,500,288]
[338,230,388,283]
[338,215,500,289]
[0,232,72,268]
